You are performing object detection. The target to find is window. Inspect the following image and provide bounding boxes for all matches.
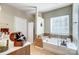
[50,15,69,35]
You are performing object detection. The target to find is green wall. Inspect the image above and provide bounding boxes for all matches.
[43,5,72,35]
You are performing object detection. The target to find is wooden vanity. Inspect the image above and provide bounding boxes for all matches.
[8,45,30,55]
[0,42,31,55]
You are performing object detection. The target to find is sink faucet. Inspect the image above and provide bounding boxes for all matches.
[61,40,67,47]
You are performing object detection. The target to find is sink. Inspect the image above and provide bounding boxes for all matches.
[0,46,8,53]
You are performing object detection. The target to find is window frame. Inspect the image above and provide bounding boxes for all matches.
[50,15,69,35]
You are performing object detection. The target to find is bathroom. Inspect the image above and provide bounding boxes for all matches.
[35,4,78,55]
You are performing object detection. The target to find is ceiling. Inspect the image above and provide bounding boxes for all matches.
[8,3,72,14]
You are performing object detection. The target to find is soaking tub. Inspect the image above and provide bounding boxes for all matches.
[42,36,77,55]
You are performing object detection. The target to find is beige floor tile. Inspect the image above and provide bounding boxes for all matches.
[30,45,56,55]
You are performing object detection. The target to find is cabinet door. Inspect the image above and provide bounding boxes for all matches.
[8,48,25,55]
[15,47,26,55]
[8,45,30,55]
[8,51,16,55]
[25,45,30,55]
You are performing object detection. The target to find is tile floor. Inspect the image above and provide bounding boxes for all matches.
[30,45,56,55]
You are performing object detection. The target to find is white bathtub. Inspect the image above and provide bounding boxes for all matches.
[42,36,77,55]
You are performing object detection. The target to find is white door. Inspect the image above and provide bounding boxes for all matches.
[14,16,27,38]
[28,22,33,43]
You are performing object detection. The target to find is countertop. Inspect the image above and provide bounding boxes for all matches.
[0,41,32,55]
[42,37,77,50]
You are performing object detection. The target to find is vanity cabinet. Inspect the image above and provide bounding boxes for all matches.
[7,45,30,55]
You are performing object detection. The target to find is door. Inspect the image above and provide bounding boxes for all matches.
[14,16,27,37]
[27,22,33,43]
